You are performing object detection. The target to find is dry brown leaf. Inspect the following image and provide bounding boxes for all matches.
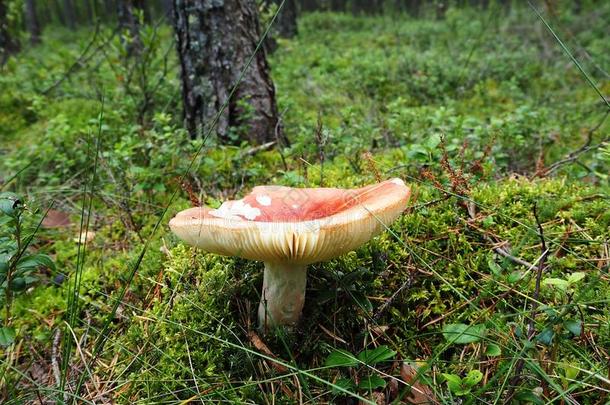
[42,209,72,228]
[400,362,438,404]
[248,331,288,373]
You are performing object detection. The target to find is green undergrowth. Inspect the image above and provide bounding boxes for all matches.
[105,176,609,403]
[1,3,609,404]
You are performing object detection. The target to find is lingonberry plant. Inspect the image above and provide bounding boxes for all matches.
[0,192,54,346]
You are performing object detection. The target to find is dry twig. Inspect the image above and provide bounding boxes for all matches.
[505,203,550,402]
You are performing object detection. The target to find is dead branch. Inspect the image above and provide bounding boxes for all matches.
[42,24,119,96]
[465,202,537,270]
[505,203,550,402]
[538,110,609,177]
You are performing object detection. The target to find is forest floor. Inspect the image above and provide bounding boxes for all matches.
[1,4,609,404]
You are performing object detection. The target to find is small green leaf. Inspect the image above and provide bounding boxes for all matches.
[462,370,483,387]
[0,216,13,226]
[514,390,544,404]
[482,216,495,228]
[17,254,55,271]
[0,254,9,274]
[351,291,373,314]
[507,271,523,284]
[442,373,464,395]
[542,278,569,291]
[0,327,16,347]
[536,327,555,345]
[331,377,356,395]
[9,277,26,291]
[484,343,501,357]
[358,374,386,390]
[357,345,396,365]
[488,257,502,276]
[563,319,582,336]
[325,349,359,367]
[567,272,585,285]
[442,323,487,344]
[0,193,21,217]
[559,362,580,380]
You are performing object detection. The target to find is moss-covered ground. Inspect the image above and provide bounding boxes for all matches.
[1,3,609,403]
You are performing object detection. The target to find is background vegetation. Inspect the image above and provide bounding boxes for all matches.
[1,0,609,403]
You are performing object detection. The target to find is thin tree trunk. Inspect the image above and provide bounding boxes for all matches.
[300,0,318,12]
[117,0,142,55]
[275,0,297,38]
[104,0,115,21]
[160,0,172,20]
[83,0,94,23]
[63,0,77,29]
[135,0,151,23]
[25,0,41,44]
[172,0,285,145]
[0,0,19,65]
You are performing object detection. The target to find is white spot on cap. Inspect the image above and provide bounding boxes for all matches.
[292,204,299,209]
[390,178,405,186]
[256,194,272,206]
[209,200,261,221]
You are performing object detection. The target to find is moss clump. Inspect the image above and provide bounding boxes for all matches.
[117,245,263,402]
[101,175,609,403]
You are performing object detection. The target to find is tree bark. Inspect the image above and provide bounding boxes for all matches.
[25,0,41,44]
[117,0,142,55]
[172,0,284,145]
[0,0,19,65]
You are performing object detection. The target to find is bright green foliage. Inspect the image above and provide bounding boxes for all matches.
[0,193,56,343]
[1,2,609,404]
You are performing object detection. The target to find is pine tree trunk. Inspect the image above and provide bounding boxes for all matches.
[25,0,41,44]
[172,0,284,145]
[117,0,142,55]
[0,0,19,65]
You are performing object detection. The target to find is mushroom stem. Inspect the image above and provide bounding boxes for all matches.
[258,262,308,329]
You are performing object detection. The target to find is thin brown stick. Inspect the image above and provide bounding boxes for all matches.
[42,24,119,95]
[539,110,609,176]
[505,203,549,401]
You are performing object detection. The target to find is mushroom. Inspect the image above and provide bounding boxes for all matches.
[169,178,410,329]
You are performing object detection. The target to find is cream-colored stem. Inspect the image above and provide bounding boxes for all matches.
[258,262,308,329]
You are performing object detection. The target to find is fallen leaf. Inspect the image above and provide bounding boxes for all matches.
[42,209,71,228]
[400,362,438,404]
[248,331,288,373]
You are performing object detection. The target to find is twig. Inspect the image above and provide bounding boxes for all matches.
[539,110,609,176]
[505,203,550,402]
[42,24,119,95]
[528,203,548,333]
[493,244,536,269]
[465,202,537,270]
[373,273,413,321]
[240,141,277,157]
[51,329,62,396]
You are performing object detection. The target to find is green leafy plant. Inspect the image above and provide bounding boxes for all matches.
[442,369,483,396]
[542,272,585,293]
[0,192,55,346]
[442,323,487,344]
[325,345,396,394]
